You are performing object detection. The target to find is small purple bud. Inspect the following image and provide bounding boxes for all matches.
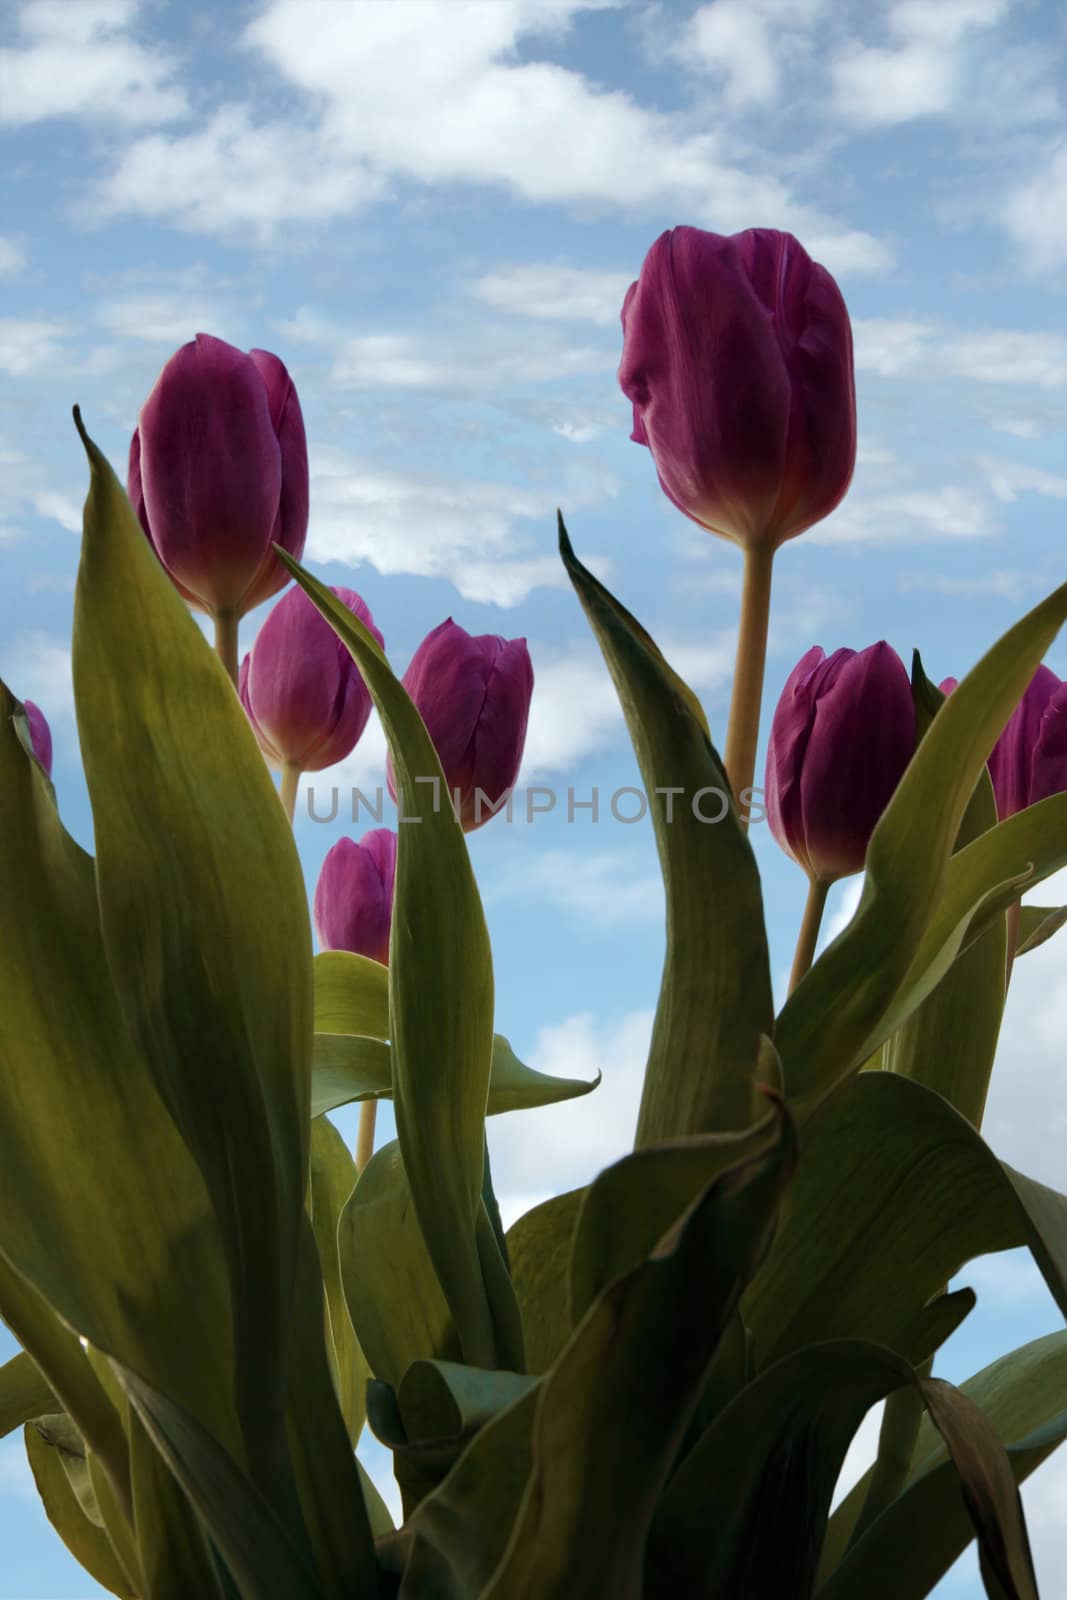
[619,226,856,549]
[129,333,309,618]
[387,619,533,831]
[313,829,398,965]
[766,642,915,882]
[23,699,52,778]
[239,585,383,772]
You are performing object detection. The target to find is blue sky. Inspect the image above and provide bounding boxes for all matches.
[3,0,1067,1592]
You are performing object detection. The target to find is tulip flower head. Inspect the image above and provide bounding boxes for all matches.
[387,620,533,831]
[314,829,397,965]
[129,333,308,618]
[943,666,1067,820]
[619,226,856,550]
[22,699,52,778]
[239,585,382,773]
[766,643,914,883]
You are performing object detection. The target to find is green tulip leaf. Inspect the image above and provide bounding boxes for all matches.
[821,1329,1067,1594]
[310,1031,597,1119]
[283,1219,379,1598]
[864,793,1067,1064]
[1016,904,1067,956]
[882,655,1006,1127]
[778,580,1067,1121]
[24,1423,137,1599]
[648,1340,1037,1600]
[129,1406,229,1600]
[559,515,773,1141]
[397,1386,539,1599]
[0,1351,57,1439]
[309,1118,368,1444]
[743,1073,1067,1369]
[314,951,389,1038]
[338,1140,460,1392]
[279,552,508,1371]
[71,415,312,1496]
[120,1368,326,1600]
[396,1360,538,1446]
[0,679,238,1510]
[570,1098,779,1325]
[481,1099,795,1600]
[506,1189,586,1375]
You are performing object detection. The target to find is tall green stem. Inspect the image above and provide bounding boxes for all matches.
[213,609,239,688]
[723,543,775,829]
[356,1102,378,1174]
[279,761,301,825]
[789,877,830,994]
[848,1360,931,1550]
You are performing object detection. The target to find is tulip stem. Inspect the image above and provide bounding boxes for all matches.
[724,543,775,827]
[356,1101,377,1175]
[789,876,830,993]
[214,609,239,688]
[279,761,301,825]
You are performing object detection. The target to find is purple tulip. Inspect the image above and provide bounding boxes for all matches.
[23,700,52,778]
[387,619,533,832]
[766,643,915,882]
[314,829,398,965]
[128,333,308,618]
[239,585,383,772]
[618,227,856,549]
[942,666,1067,820]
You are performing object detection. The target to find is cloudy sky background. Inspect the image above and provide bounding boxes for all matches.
[3,0,1067,1592]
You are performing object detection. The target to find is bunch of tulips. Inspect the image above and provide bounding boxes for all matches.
[2,223,1067,1600]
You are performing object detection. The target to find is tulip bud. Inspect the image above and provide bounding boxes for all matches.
[239,585,383,772]
[618,226,856,549]
[313,829,397,964]
[766,643,914,882]
[387,620,533,831]
[23,699,52,777]
[128,333,308,618]
[943,666,1067,820]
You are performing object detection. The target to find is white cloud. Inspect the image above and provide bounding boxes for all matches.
[488,848,663,926]
[0,0,186,126]
[519,633,733,777]
[897,571,1037,603]
[679,1,782,108]
[0,318,68,377]
[92,109,387,241]
[0,236,26,275]
[91,0,888,272]
[95,291,236,345]
[812,485,994,545]
[469,264,632,327]
[855,322,1067,388]
[487,1008,653,1200]
[0,445,82,538]
[279,308,615,392]
[303,443,617,608]
[831,0,1009,127]
[3,630,74,724]
[991,417,1041,440]
[942,332,1067,389]
[977,457,1067,504]
[1002,142,1067,275]
[853,318,935,377]
[981,867,1067,1190]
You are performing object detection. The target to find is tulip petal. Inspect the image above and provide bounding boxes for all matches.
[136,334,283,614]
